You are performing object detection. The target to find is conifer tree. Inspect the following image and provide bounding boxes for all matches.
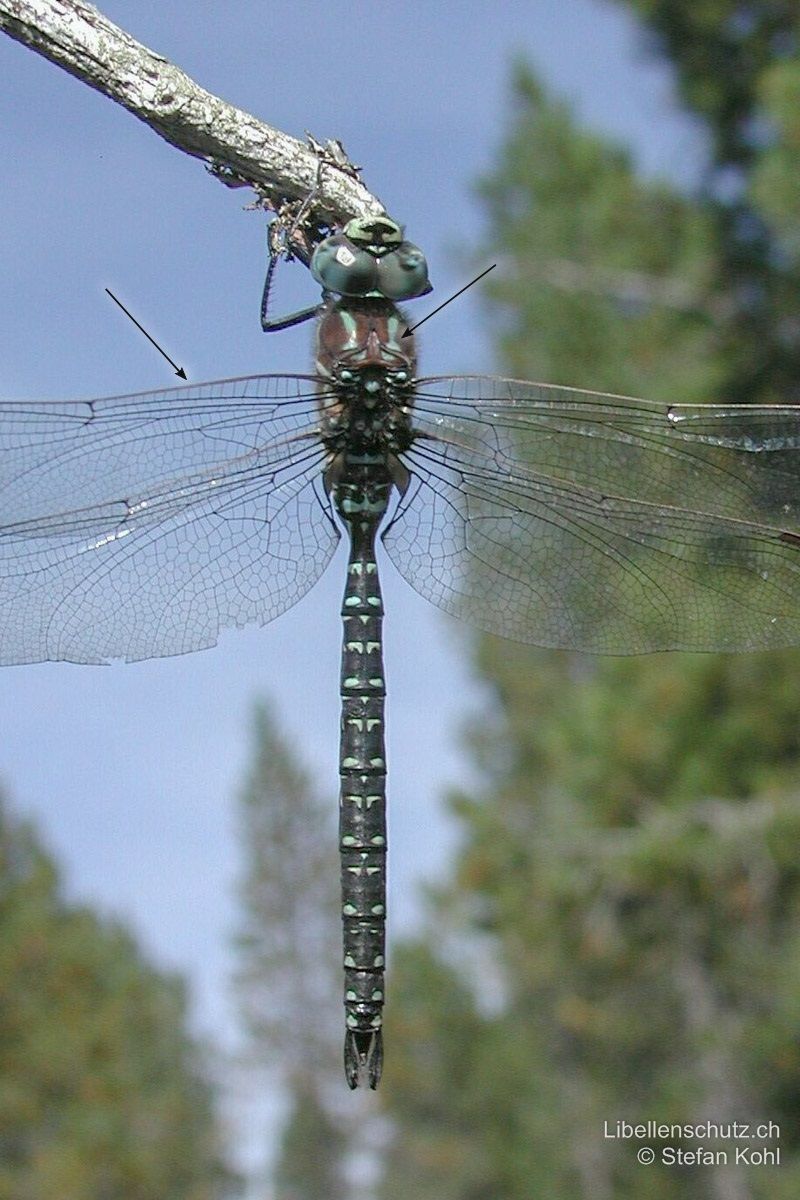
[232,702,349,1198]
[0,792,239,1200]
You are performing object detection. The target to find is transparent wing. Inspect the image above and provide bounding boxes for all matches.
[0,375,339,664]
[382,375,800,653]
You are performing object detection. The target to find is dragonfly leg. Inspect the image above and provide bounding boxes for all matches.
[259,254,319,332]
[260,215,320,332]
[259,135,357,333]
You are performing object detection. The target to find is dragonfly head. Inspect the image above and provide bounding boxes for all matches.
[311,215,432,302]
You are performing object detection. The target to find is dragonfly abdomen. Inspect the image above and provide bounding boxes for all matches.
[336,479,391,1090]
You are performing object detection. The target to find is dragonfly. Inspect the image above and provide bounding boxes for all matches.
[3,210,800,1089]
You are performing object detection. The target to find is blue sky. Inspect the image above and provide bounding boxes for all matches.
[0,0,704,1179]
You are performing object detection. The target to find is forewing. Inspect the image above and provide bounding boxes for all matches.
[0,375,339,663]
[381,375,800,653]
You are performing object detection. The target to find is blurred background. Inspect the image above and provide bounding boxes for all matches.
[1,1,800,1197]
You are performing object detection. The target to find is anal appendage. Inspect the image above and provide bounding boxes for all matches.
[344,1028,383,1089]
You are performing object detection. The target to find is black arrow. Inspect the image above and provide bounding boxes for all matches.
[105,289,187,379]
[402,264,496,338]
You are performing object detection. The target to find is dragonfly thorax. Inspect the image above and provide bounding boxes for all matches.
[315,296,416,383]
[319,384,415,459]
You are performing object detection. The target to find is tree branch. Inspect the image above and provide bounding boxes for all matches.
[0,0,386,231]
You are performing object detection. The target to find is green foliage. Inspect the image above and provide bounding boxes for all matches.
[273,1078,348,1200]
[475,63,723,403]
[233,701,341,1080]
[0,793,238,1200]
[381,941,564,1200]
[625,0,800,404]
[384,652,800,1197]
[752,57,800,260]
[625,1,797,168]
[380,11,800,1198]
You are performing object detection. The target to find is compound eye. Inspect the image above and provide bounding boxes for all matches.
[311,235,378,295]
[376,242,431,300]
